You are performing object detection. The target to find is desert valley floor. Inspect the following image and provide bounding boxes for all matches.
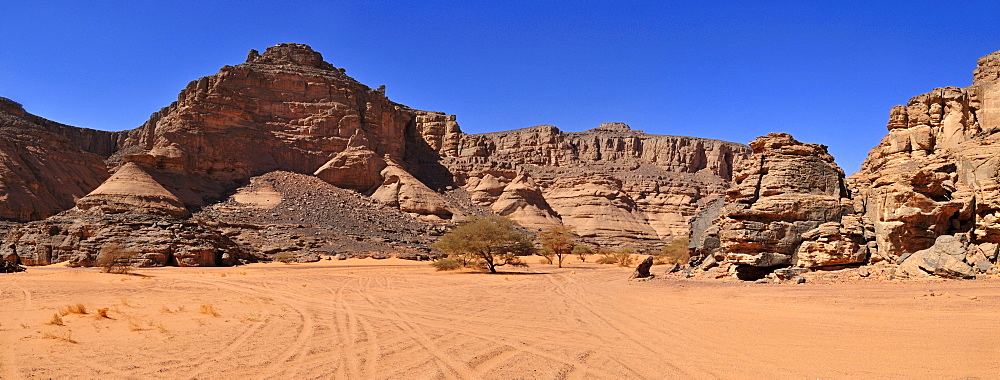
[1,258,998,379]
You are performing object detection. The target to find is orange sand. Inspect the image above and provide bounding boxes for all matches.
[1,258,998,379]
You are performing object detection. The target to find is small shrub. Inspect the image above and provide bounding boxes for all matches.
[128,319,145,331]
[656,237,690,265]
[96,244,136,274]
[66,304,87,315]
[430,257,463,271]
[537,248,555,265]
[96,308,110,319]
[597,247,635,267]
[200,304,221,317]
[48,313,64,326]
[272,251,297,264]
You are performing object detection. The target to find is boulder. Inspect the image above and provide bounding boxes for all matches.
[631,256,654,279]
[698,133,855,272]
[899,235,976,279]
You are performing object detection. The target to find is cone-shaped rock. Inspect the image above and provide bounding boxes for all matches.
[76,162,189,217]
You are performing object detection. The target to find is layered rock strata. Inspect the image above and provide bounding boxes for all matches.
[850,49,1000,277]
[2,43,751,266]
[435,123,751,245]
[690,133,866,271]
[0,97,123,221]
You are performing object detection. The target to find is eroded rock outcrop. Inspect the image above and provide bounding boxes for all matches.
[434,123,751,245]
[691,133,864,271]
[0,97,123,221]
[2,212,249,267]
[852,49,1000,271]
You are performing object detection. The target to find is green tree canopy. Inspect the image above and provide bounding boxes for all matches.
[431,216,535,273]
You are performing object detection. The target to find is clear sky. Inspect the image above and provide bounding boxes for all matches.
[2,1,999,173]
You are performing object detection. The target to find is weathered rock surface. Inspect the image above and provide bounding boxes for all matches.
[898,234,977,279]
[852,49,1000,266]
[691,133,864,270]
[2,212,249,267]
[435,123,751,245]
[75,162,189,217]
[111,43,418,207]
[0,97,123,221]
[0,43,751,266]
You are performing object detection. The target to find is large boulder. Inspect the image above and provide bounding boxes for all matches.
[899,235,976,279]
[708,133,861,269]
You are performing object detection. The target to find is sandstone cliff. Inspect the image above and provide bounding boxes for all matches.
[689,133,865,276]
[2,43,750,266]
[0,97,124,221]
[434,123,750,245]
[853,50,1000,262]
[840,49,1000,278]
[688,50,1000,280]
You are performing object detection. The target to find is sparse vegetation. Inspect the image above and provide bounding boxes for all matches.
[573,245,594,263]
[62,303,87,315]
[42,330,77,344]
[656,237,690,265]
[430,257,463,271]
[96,308,110,319]
[537,247,555,265]
[48,313,64,326]
[272,251,297,263]
[431,216,534,273]
[538,226,577,268]
[597,247,635,267]
[200,304,221,317]
[96,244,137,274]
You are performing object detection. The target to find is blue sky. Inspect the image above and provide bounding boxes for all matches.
[2,1,999,173]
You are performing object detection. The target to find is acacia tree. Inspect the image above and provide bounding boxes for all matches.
[572,245,594,262]
[431,216,535,273]
[538,226,577,268]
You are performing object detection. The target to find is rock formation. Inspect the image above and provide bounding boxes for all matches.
[689,49,1000,280]
[690,133,866,275]
[436,123,750,245]
[0,43,749,266]
[849,49,1000,278]
[0,97,123,221]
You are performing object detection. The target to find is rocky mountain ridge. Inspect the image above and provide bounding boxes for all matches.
[0,43,747,266]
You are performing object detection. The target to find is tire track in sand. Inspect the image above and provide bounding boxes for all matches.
[355,276,475,379]
[0,279,31,380]
[175,278,290,379]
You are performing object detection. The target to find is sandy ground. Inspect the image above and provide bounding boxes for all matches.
[1,257,998,379]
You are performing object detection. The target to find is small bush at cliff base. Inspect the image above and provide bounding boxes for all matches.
[656,237,690,265]
[430,257,463,271]
[96,244,136,274]
[597,247,635,267]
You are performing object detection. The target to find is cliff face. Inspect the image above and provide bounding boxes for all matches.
[713,133,862,269]
[852,50,1000,263]
[2,43,750,266]
[0,97,123,221]
[431,122,751,245]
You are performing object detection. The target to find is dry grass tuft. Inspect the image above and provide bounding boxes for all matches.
[48,313,64,326]
[128,319,145,332]
[42,330,77,344]
[67,303,87,315]
[96,308,110,319]
[199,304,221,317]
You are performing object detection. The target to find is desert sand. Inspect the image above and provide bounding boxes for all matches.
[1,258,998,379]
